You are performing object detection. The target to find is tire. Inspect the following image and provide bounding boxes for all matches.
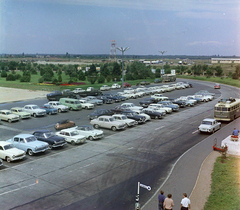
[111,126,117,131]
[88,136,94,141]
[71,141,76,145]
[48,144,53,149]
[27,149,34,156]
[8,119,12,123]
[48,112,51,115]
[58,109,62,113]
[6,156,11,163]
[33,113,37,118]
[155,116,158,119]
[70,107,73,111]
[203,99,206,102]
[94,124,99,129]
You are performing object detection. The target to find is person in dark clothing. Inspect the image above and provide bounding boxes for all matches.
[158,190,165,210]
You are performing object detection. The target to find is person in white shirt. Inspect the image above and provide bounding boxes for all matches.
[181,193,191,210]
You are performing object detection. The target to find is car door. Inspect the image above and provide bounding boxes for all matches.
[103,118,111,129]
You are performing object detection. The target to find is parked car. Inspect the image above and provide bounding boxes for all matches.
[96,95,114,104]
[79,99,95,109]
[0,141,26,162]
[139,98,157,108]
[140,81,150,85]
[154,79,162,83]
[47,101,69,113]
[121,110,146,124]
[84,96,103,105]
[23,104,46,117]
[120,103,143,111]
[72,88,85,93]
[0,109,20,123]
[151,94,169,102]
[111,83,121,89]
[148,104,172,114]
[195,90,215,96]
[41,104,58,115]
[157,101,179,112]
[169,99,186,108]
[112,114,137,127]
[134,110,151,121]
[142,108,163,119]
[70,125,104,140]
[198,118,221,133]
[10,107,31,119]
[100,85,111,91]
[7,134,49,156]
[55,129,86,145]
[90,116,127,131]
[54,119,76,130]
[111,105,131,114]
[214,83,221,89]
[104,93,122,102]
[33,130,67,149]
[88,109,114,120]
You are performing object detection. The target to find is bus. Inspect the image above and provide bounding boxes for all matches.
[214,98,240,121]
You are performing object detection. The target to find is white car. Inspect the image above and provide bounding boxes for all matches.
[148,104,172,114]
[70,125,104,140]
[0,141,26,162]
[179,96,197,105]
[72,88,85,93]
[47,101,69,113]
[23,104,46,117]
[198,118,221,133]
[100,85,111,91]
[151,94,168,102]
[111,83,121,89]
[120,103,143,111]
[112,114,137,127]
[79,99,94,109]
[133,110,151,121]
[0,110,20,123]
[90,116,126,131]
[55,129,86,145]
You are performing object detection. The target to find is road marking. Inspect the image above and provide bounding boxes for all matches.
[0,183,37,196]
[155,126,165,130]
[192,130,199,134]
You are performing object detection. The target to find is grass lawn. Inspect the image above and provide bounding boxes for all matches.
[204,156,240,210]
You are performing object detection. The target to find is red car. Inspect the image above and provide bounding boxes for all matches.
[214,83,220,89]
[124,82,131,88]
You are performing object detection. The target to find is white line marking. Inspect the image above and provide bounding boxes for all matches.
[192,130,199,134]
[155,126,165,130]
[0,183,37,196]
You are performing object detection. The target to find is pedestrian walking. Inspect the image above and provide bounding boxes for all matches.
[158,190,165,210]
[232,128,239,136]
[163,194,174,210]
[180,193,191,210]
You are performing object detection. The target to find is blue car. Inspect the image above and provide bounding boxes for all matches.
[7,134,49,156]
[41,104,58,115]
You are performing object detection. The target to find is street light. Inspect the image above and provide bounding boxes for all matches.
[117,47,130,90]
[159,50,167,78]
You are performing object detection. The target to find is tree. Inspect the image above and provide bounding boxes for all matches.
[215,66,223,77]
[232,65,240,79]
[1,70,7,77]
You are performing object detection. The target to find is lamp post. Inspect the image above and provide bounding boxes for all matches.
[159,50,167,78]
[117,47,130,90]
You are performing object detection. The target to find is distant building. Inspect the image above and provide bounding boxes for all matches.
[211,58,240,64]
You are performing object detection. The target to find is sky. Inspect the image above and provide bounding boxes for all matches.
[1,0,240,56]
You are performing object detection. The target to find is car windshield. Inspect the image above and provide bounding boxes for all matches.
[122,116,127,120]
[17,108,23,112]
[45,132,54,138]
[55,102,60,105]
[70,131,79,136]
[202,121,212,125]
[26,136,37,142]
[5,111,11,115]
[109,118,115,122]
[32,106,39,109]
[4,144,15,150]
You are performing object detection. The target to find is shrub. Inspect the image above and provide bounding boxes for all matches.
[38,77,44,83]
[15,74,21,80]
[98,75,105,83]
[20,75,31,82]
[6,74,15,81]
[1,70,7,78]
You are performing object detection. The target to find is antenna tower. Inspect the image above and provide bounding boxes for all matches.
[109,40,116,60]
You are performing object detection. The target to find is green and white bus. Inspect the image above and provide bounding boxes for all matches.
[214,98,240,121]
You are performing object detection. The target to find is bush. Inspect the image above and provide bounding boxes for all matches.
[20,75,31,82]
[6,74,15,81]
[1,70,7,78]
[52,78,58,84]
[15,74,21,80]
[38,77,44,83]
[106,75,112,82]
[98,75,105,83]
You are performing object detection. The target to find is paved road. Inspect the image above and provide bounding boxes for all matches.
[0,80,236,210]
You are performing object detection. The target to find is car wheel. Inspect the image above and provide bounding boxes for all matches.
[27,149,34,156]
[33,113,37,118]
[48,112,51,115]
[89,136,94,141]
[6,156,11,163]
[8,119,12,123]
[155,116,158,119]
[58,109,62,113]
[111,126,117,131]
[70,107,73,111]
[48,144,53,149]
[94,124,99,129]
[71,141,76,145]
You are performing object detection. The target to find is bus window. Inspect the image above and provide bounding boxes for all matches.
[222,108,228,111]
[216,107,221,111]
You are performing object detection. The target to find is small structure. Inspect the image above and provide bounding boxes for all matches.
[221,135,240,156]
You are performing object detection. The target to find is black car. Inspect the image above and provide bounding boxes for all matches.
[104,93,122,102]
[111,105,131,114]
[121,110,146,123]
[140,81,150,85]
[139,97,157,108]
[114,93,127,101]
[33,130,67,149]
[169,99,186,108]
[142,109,163,119]
[88,109,115,120]
[97,95,114,104]
[154,79,162,83]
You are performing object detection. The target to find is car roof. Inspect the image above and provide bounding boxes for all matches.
[11,107,22,109]
[0,141,12,146]
[202,118,215,122]
[15,134,34,138]
[98,115,113,118]
[0,109,11,112]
